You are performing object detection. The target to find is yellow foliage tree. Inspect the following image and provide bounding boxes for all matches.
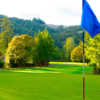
[64,37,75,61]
[5,34,34,68]
[71,44,83,62]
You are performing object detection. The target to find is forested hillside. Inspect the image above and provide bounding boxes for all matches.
[0,15,83,48]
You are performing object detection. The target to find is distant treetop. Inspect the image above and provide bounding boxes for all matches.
[32,18,45,25]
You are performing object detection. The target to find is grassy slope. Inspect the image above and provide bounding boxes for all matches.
[0,64,99,100]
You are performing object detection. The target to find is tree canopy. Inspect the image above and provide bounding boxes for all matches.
[64,37,75,61]
[85,32,100,73]
[5,34,34,68]
[32,29,55,66]
[0,17,13,55]
[71,43,83,62]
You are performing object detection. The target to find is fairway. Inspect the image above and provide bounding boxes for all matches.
[0,64,99,100]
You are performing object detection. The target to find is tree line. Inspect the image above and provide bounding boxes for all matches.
[0,17,83,68]
[0,15,83,48]
[0,16,99,74]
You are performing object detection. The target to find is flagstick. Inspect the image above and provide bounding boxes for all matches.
[83,31,85,100]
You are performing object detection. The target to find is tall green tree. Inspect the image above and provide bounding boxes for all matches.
[0,17,13,55]
[32,29,55,66]
[50,47,62,61]
[64,37,75,61]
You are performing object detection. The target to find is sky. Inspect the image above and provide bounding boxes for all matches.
[0,0,100,26]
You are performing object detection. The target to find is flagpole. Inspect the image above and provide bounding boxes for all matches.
[82,31,85,100]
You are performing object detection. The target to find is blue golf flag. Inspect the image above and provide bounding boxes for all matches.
[81,0,100,37]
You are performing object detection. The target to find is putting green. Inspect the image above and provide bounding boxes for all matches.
[0,64,98,100]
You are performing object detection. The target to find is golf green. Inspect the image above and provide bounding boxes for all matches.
[0,64,99,100]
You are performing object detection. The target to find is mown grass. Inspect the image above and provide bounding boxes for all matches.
[6,64,93,74]
[0,63,99,100]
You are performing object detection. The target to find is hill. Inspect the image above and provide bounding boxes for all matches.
[0,15,83,48]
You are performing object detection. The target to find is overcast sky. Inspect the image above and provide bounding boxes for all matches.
[0,0,100,26]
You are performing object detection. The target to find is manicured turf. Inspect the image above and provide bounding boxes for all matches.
[0,63,99,100]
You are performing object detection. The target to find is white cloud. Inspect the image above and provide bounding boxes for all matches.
[0,0,99,25]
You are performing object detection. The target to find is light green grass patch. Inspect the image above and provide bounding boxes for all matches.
[13,70,60,73]
[50,62,87,66]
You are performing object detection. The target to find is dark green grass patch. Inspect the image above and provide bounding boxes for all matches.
[49,64,93,74]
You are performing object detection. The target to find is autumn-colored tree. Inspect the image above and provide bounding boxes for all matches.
[71,43,83,62]
[85,32,100,73]
[5,34,34,68]
[64,37,75,61]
